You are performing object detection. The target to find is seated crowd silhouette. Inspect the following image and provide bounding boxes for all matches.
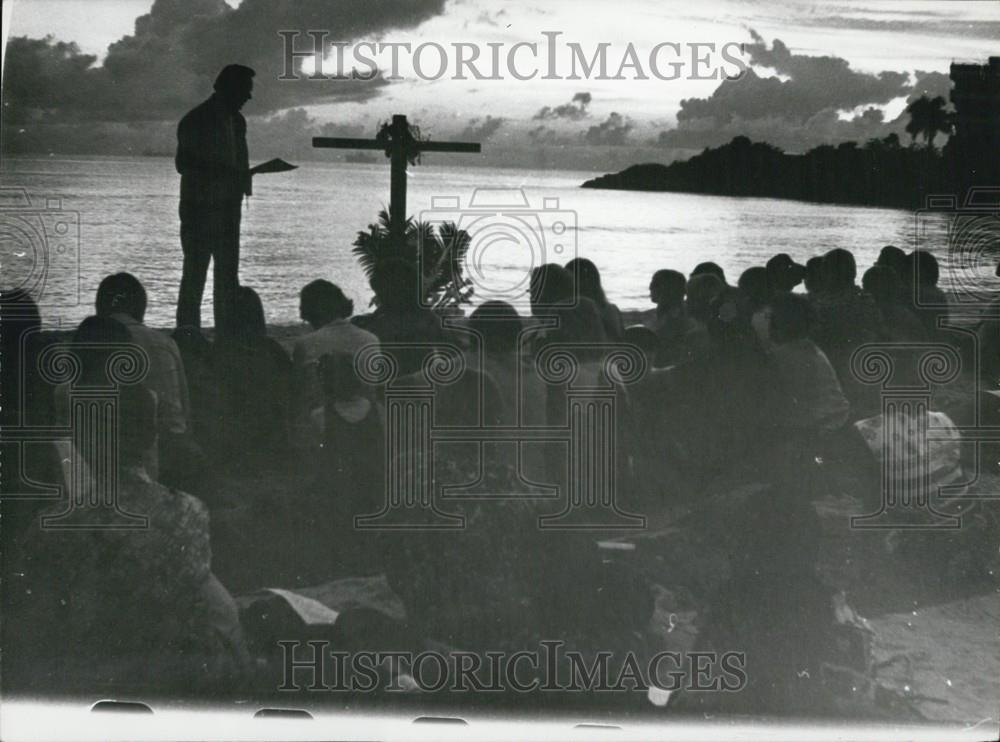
[1,243,991,708]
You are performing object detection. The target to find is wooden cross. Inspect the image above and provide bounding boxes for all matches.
[313,114,481,244]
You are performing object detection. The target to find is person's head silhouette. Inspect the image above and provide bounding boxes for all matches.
[469,300,523,358]
[214,64,255,112]
[300,280,354,329]
[686,273,724,322]
[862,265,902,307]
[738,266,770,310]
[823,248,857,292]
[691,261,727,286]
[804,256,826,295]
[876,245,907,276]
[565,257,608,307]
[96,272,147,322]
[233,286,268,340]
[765,253,806,294]
[529,264,574,314]
[649,269,685,310]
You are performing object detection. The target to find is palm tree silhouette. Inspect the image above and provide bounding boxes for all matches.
[904,96,953,151]
[353,208,474,310]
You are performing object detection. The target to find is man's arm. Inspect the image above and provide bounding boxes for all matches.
[175,111,206,176]
[175,107,239,178]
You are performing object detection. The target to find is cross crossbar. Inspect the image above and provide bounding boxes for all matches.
[313,114,482,241]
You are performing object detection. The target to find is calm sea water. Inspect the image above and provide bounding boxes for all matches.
[0,155,977,329]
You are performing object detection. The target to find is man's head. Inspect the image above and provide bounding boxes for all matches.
[691,261,727,286]
[234,286,267,339]
[765,253,806,293]
[706,287,753,348]
[686,272,725,322]
[804,256,826,295]
[565,257,606,305]
[96,272,147,322]
[823,248,857,291]
[737,266,770,309]
[529,263,574,314]
[469,300,523,357]
[876,245,907,276]
[214,64,255,112]
[649,269,686,308]
[862,265,902,306]
[300,280,354,329]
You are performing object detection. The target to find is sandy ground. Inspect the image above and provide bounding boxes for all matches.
[208,459,1000,724]
[870,591,1000,724]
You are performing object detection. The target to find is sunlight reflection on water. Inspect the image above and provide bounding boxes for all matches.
[2,155,988,329]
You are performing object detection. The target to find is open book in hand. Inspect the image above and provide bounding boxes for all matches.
[250,158,297,175]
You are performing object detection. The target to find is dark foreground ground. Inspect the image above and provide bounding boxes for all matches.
[199,319,999,723]
[26,314,1000,724]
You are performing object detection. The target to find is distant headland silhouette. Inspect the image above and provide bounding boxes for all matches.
[583,57,1000,209]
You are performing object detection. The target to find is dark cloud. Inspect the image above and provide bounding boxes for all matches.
[657,31,952,153]
[657,106,895,152]
[528,125,558,145]
[533,92,592,121]
[3,0,446,124]
[2,37,104,122]
[584,112,633,146]
[907,70,952,103]
[676,32,909,126]
[459,116,505,141]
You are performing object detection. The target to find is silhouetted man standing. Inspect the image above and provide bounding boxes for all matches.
[175,64,254,338]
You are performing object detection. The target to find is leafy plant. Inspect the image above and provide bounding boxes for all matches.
[352,207,474,310]
[905,96,953,151]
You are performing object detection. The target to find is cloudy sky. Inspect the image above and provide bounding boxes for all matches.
[3,0,998,170]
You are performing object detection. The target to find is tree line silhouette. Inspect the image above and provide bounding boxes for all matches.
[584,95,966,209]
